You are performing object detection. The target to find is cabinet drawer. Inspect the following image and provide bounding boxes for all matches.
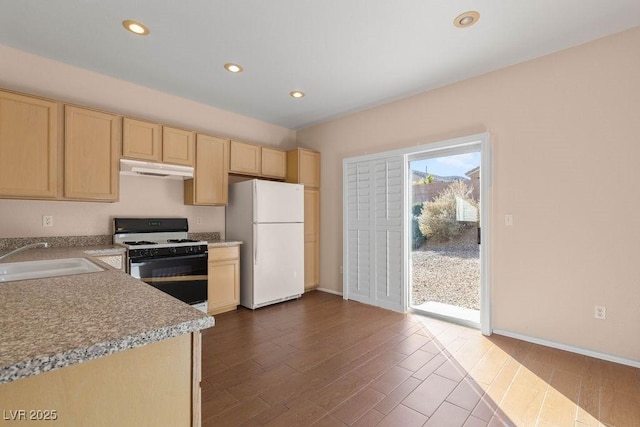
[208,246,239,261]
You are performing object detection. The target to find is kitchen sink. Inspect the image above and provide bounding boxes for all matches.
[0,258,104,282]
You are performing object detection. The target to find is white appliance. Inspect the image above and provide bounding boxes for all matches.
[120,159,194,179]
[226,179,304,309]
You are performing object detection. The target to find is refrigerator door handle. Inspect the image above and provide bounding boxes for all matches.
[254,223,258,266]
[253,181,258,223]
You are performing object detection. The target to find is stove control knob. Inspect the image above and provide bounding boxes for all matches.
[149,248,158,257]
[139,249,149,257]
[169,247,177,254]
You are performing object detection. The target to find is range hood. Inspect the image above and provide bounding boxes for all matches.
[120,159,194,180]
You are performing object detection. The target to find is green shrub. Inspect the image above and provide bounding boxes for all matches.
[411,216,425,249]
[412,202,424,217]
[418,180,477,242]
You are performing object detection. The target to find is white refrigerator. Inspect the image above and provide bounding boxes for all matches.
[226,179,304,309]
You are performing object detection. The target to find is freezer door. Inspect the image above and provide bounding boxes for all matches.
[253,222,304,306]
[254,180,304,223]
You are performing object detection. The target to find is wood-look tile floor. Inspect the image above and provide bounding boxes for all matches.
[200,291,640,426]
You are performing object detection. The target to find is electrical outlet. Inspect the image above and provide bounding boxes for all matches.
[42,215,53,227]
[196,217,203,225]
[594,305,606,320]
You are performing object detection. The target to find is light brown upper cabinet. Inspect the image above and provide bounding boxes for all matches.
[122,117,161,162]
[229,140,286,179]
[229,140,261,175]
[162,126,195,166]
[185,134,229,206]
[286,148,320,188]
[0,91,61,199]
[64,105,120,201]
[261,147,287,179]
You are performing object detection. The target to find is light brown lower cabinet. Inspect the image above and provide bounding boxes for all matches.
[0,333,201,427]
[208,245,240,315]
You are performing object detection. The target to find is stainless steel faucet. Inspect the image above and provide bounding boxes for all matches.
[0,242,49,261]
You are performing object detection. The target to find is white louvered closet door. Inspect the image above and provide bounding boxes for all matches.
[373,158,404,311]
[344,155,405,312]
[345,161,372,304]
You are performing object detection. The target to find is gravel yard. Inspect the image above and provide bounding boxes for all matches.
[411,227,480,310]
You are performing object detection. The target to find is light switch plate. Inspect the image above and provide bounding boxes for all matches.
[504,214,513,226]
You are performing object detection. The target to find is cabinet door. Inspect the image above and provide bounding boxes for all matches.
[208,259,240,315]
[299,149,320,188]
[163,126,195,166]
[185,134,228,206]
[122,117,161,162]
[304,189,320,289]
[261,147,286,179]
[229,140,261,175]
[0,91,59,198]
[64,106,120,201]
[286,148,320,188]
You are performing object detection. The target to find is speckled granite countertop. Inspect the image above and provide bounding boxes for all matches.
[207,240,243,247]
[0,246,214,385]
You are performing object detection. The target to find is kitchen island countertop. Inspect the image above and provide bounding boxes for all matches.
[0,246,214,385]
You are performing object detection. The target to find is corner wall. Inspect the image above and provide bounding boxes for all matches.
[297,27,640,362]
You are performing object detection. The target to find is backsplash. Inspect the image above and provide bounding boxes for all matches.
[188,232,221,242]
[0,235,112,250]
[0,232,222,250]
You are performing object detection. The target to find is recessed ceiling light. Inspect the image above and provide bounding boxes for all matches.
[290,91,305,99]
[454,11,480,28]
[224,63,244,73]
[122,20,149,35]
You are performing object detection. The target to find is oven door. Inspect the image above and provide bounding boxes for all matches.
[129,254,208,305]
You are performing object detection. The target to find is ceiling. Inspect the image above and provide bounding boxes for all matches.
[0,1,638,130]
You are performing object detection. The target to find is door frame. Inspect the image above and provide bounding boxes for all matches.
[405,133,491,335]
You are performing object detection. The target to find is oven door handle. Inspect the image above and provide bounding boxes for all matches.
[129,253,208,264]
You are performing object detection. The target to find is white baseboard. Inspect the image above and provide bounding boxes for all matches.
[316,287,343,296]
[492,329,640,369]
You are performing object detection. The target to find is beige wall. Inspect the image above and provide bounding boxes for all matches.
[0,43,295,238]
[0,176,224,237]
[298,27,640,362]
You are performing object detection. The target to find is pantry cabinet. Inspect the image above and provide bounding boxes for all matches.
[122,117,161,162]
[304,188,320,290]
[184,134,229,206]
[207,245,240,315]
[64,105,120,201]
[286,148,320,188]
[286,148,321,290]
[162,126,195,166]
[0,90,61,199]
